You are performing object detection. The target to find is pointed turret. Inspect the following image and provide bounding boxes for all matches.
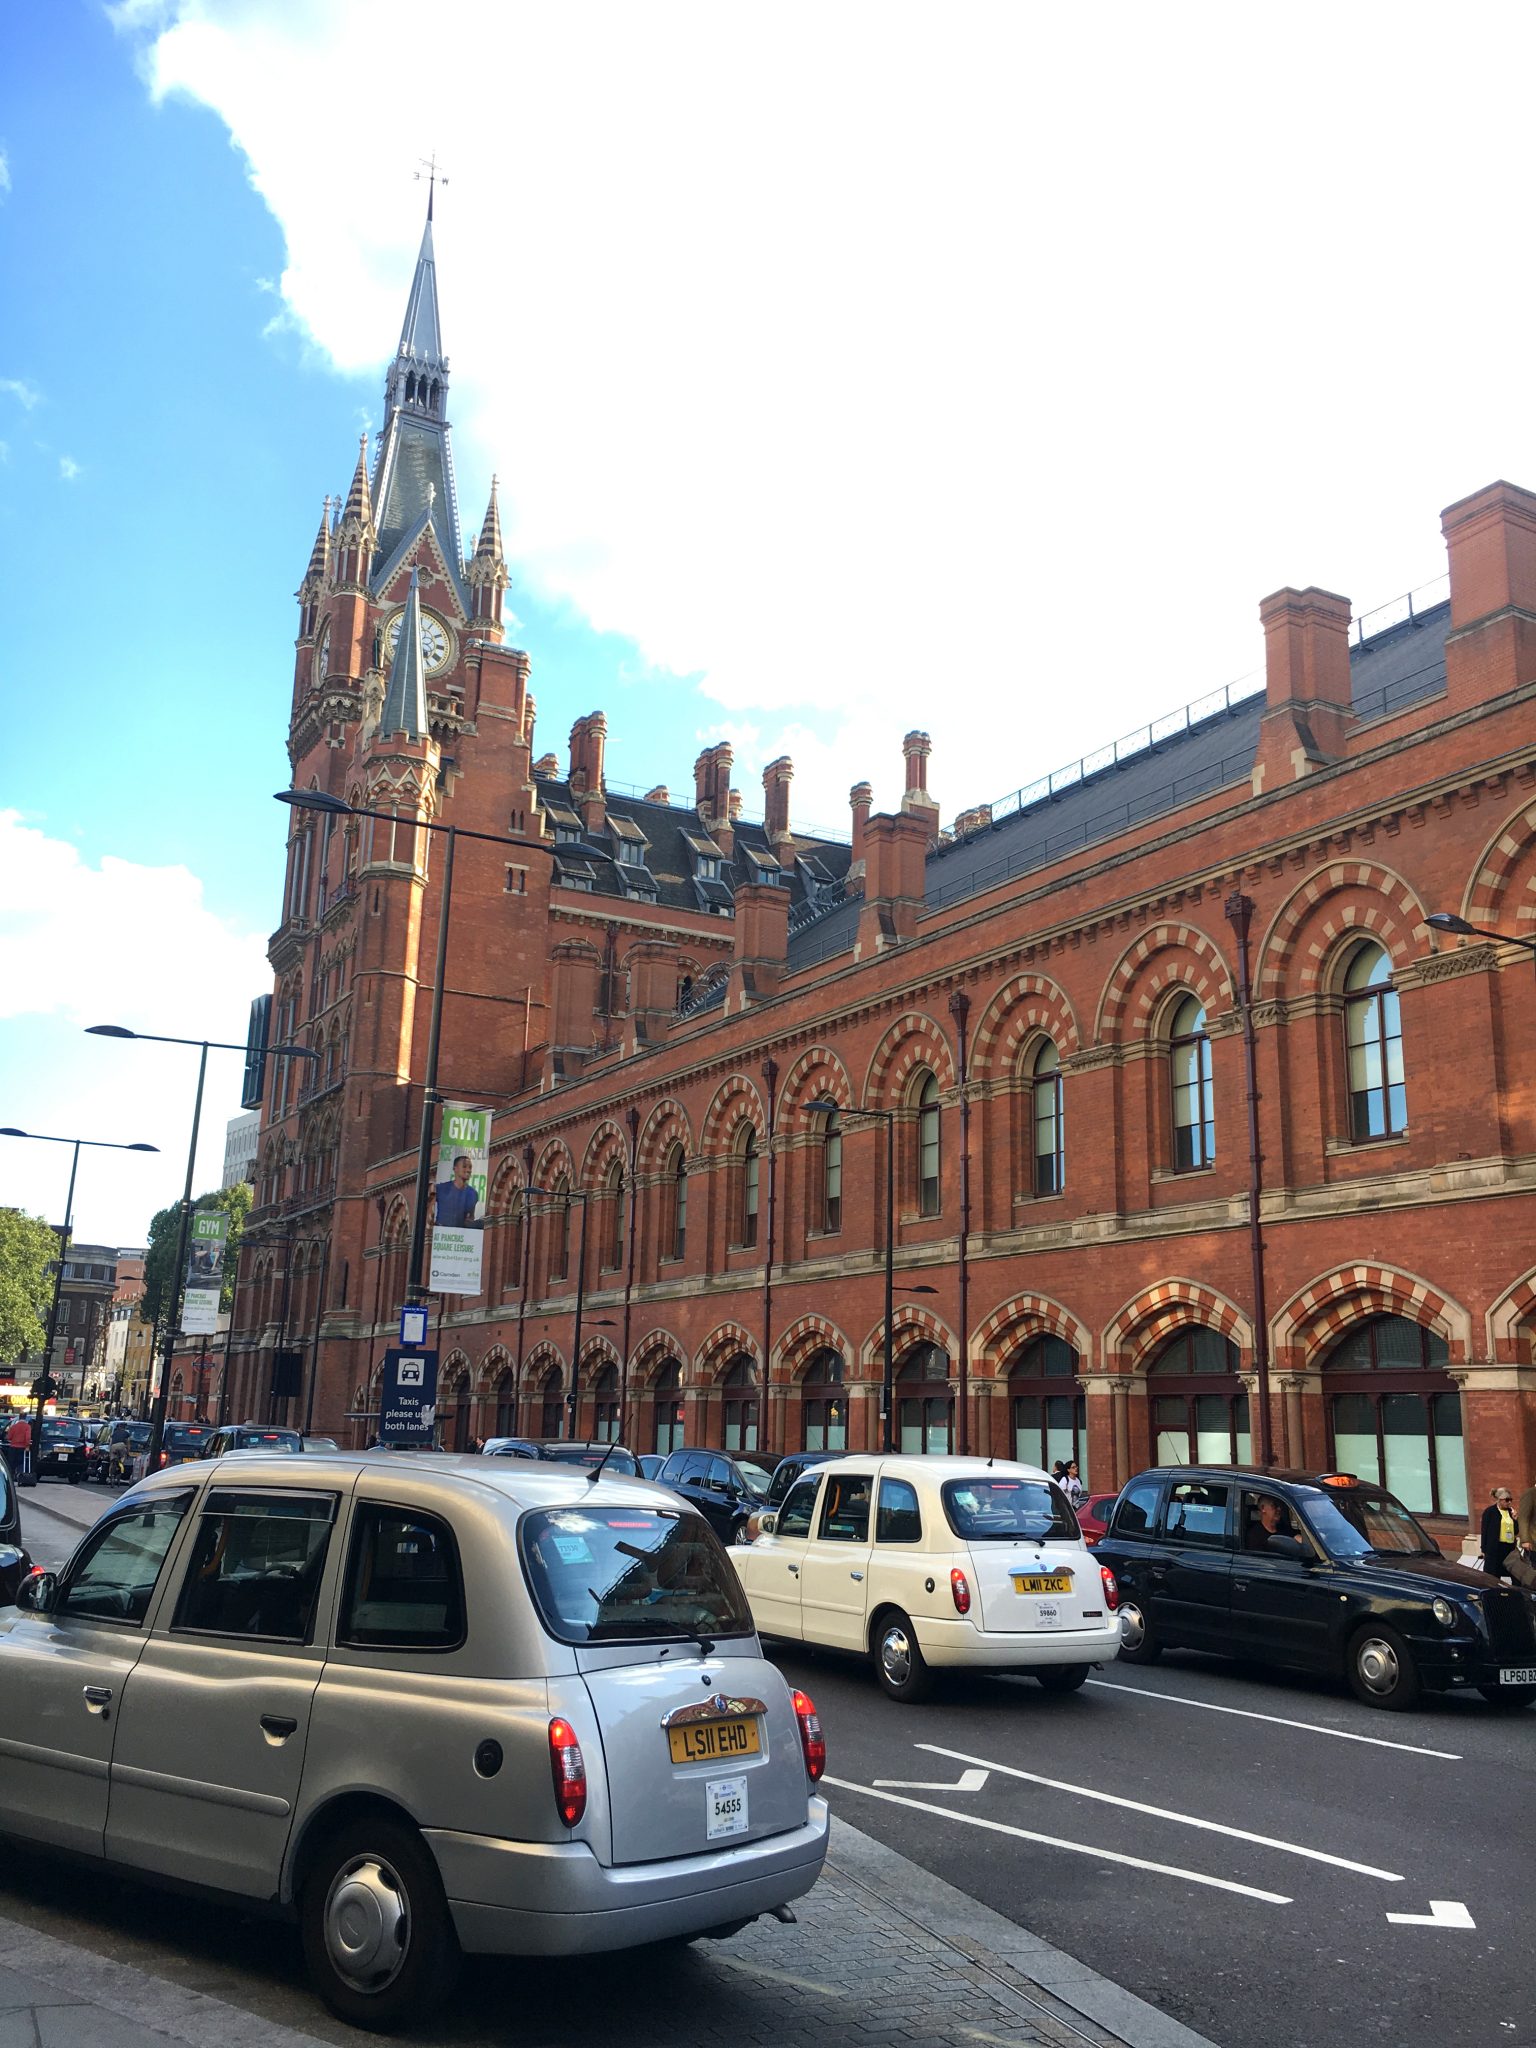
[373,199,465,607]
[379,567,429,741]
[467,476,510,636]
[335,438,376,592]
[296,496,332,639]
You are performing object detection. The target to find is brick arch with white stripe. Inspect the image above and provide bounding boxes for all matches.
[771,1313,854,1384]
[1462,794,1536,938]
[636,1098,694,1176]
[862,1012,957,1110]
[1271,1264,1471,1368]
[700,1075,768,1154]
[859,1303,959,1371]
[971,1292,1094,1377]
[1102,1280,1254,1373]
[1094,925,1234,1045]
[968,974,1081,1082]
[696,1322,762,1383]
[1255,861,1427,1002]
[778,1046,855,1132]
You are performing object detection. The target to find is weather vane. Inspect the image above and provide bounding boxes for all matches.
[415,154,449,220]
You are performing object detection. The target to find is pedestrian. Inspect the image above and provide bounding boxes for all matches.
[4,1412,33,1487]
[1050,1459,1066,1484]
[1480,1486,1518,1578]
[1061,1459,1086,1509]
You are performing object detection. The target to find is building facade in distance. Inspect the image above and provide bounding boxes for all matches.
[222,1112,259,1192]
[234,211,1536,1540]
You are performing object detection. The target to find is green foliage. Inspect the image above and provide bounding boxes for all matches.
[0,1209,61,1368]
[139,1180,255,1333]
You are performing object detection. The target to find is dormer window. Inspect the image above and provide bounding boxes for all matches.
[608,814,651,867]
[616,840,646,867]
[554,858,595,893]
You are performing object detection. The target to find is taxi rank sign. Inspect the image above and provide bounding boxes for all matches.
[380,1348,439,1447]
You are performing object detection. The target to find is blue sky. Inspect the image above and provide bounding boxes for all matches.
[6,0,1536,1246]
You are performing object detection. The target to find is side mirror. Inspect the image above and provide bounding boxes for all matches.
[757,1512,778,1538]
[16,1568,58,1615]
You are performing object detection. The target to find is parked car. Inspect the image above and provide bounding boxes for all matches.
[128,1423,216,1480]
[481,1439,642,1478]
[734,1455,1121,1702]
[202,1424,304,1458]
[87,1421,152,1484]
[302,1437,341,1454]
[1075,1491,1120,1547]
[765,1451,839,1509]
[0,1454,31,1604]
[0,1451,829,2027]
[1096,1464,1536,1711]
[637,1454,667,1480]
[36,1419,89,1483]
[655,1449,777,1545]
[482,1436,543,1460]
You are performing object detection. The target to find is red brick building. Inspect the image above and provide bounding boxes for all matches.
[233,211,1536,1542]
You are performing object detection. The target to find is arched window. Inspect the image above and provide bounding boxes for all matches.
[602,1161,625,1271]
[1323,1315,1463,1516]
[1343,943,1406,1140]
[652,1361,685,1453]
[801,1349,846,1451]
[1009,1334,1084,1477]
[591,1363,620,1443]
[1169,995,1215,1171]
[722,1356,759,1453]
[737,1129,760,1249]
[1147,1327,1246,1464]
[493,1367,516,1438]
[665,1144,688,1262]
[820,1109,843,1234]
[444,1371,471,1452]
[1031,1041,1064,1197]
[540,1365,565,1440]
[897,1342,951,1454]
[549,1176,571,1282]
[915,1073,941,1217]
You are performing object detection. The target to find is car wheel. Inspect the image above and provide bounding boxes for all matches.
[1346,1625,1422,1711]
[1035,1663,1091,1694]
[300,1816,459,2030]
[1478,1683,1536,1710]
[1116,1597,1162,1664]
[872,1610,934,1703]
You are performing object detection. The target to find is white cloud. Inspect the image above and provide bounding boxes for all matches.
[0,813,272,1244]
[0,147,10,200]
[0,378,40,410]
[58,455,80,481]
[115,1,1536,829]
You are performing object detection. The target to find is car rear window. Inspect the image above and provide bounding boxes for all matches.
[942,1477,1077,1542]
[541,1444,639,1475]
[235,1430,302,1452]
[42,1421,85,1442]
[165,1427,212,1449]
[520,1507,753,1646]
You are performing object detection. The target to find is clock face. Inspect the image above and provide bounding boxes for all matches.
[384,607,452,676]
[314,623,331,684]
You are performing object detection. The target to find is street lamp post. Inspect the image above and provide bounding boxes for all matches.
[0,1128,159,1461]
[84,1025,318,1470]
[1426,911,1536,958]
[276,792,605,1318]
[517,1184,618,1437]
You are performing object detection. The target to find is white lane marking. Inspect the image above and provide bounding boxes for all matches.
[873,1767,990,1793]
[914,1742,1402,1881]
[1085,1678,1462,1761]
[1386,1900,1476,1929]
[822,1775,1293,1905]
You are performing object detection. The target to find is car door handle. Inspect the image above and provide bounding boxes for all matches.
[260,1714,299,1739]
[1234,1580,1248,1593]
[850,1570,864,1581]
[82,1686,112,1715]
[787,1564,800,1575]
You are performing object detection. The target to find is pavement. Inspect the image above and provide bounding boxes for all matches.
[10,1486,1213,2048]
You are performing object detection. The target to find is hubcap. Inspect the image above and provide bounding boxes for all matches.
[1119,1602,1147,1651]
[324,1855,409,1994]
[880,1624,913,1686]
[1355,1636,1400,1696]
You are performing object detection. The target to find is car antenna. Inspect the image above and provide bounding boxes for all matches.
[586,1440,620,1485]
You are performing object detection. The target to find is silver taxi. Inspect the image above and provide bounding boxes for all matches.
[0,1453,829,2029]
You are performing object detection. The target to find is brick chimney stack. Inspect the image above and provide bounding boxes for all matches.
[1251,586,1356,792]
[1441,480,1536,713]
[848,781,872,883]
[901,731,940,831]
[694,743,735,853]
[569,711,608,833]
[857,810,931,955]
[763,756,794,847]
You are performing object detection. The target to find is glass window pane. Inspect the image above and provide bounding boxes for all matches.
[1233,1394,1251,1466]
[899,1400,924,1455]
[1045,1395,1075,1473]
[1432,1393,1467,1518]
[1331,1391,1380,1483]
[1194,1393,1234,1465]
[1381,1393,1433,1513]
[1153,1395,1189,1466]
[1376,1317,1425,1369]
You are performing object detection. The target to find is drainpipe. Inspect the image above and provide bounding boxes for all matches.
[761,1058,779,1449]
[516,1142,534,1431]
[304,1236,331,1436]
[620,1106,639,1445]
[948,990,972,1456]
[1225,890,1274,1466]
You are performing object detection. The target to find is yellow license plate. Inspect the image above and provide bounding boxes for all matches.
[1012,1573,1072,1595]
[668,1717,760,1765]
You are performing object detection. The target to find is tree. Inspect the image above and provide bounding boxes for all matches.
[0,1208,60,1368]
[139,1181,255,1334]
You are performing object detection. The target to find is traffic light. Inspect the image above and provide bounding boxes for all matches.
[28,1375,59,1400]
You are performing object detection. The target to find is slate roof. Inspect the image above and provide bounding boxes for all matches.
[788,599,1452,970]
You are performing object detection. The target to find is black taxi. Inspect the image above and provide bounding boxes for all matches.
[1096,1465,1536,1711]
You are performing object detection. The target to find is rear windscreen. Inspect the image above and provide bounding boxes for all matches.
[237,1432,302,1452]
[942,1477,1078,1542]
[165,1429,212,1449]
[519,1506,754,1646]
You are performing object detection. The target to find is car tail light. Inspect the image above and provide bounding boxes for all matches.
[548,1718,587,1827]
[791,1688,825,1782]
[1100,1564,1119,1612]
[950,1567,971,1616]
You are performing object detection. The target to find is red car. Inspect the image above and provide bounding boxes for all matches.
[1076,1491,1120,1546]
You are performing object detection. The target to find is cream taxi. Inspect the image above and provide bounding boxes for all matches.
[731,1455,1120,1701]
[0,1453,829,2029]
